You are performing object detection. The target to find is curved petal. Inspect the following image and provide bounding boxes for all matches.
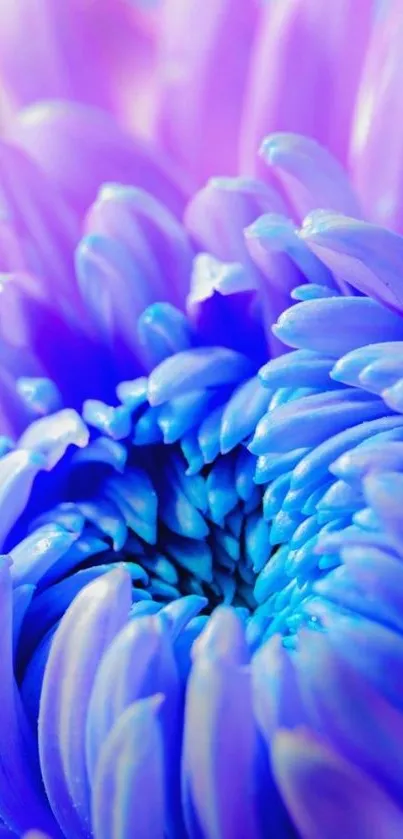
[0,559,58,835]
[0,0,158,137]
[86,184,194,307]
[272,727,403,839]
[10,102,188,219]
[182,608,260,839]
[259,134,361,221]
[156,0,259,185]
[0,141,79,309]
[241,0,372,176]
[38,568,132,837]
[301,212,403,315]
[350,0,403,231]
[272,297,403,357]
[91,696,165,839]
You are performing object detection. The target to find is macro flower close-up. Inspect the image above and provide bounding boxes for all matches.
[0,0,403,837]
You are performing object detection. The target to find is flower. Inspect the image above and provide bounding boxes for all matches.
[0,1,403,838]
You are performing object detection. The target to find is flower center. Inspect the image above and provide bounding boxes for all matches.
[67,440,264,618]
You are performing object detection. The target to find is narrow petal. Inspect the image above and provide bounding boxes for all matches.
[272,297,403,356]
[0,141,79,307]
[10,523,79,587]
[18,409,89,469]
[0,0,157,132]
[185,177,285,266]
[38,569,132,837]
[0,450,45,549]
[250,390,388,455]
[148,348,254,406]
[182,608,260,839]
[259,134,361,220]
[350,0,403,231]
[241,0,372,174]
[86,184,194,307]
[364,471,403,552]
[0,559,58,835]
[11,102,188,218]
[302,212,403,315]
[91,697,165,839]
[156,0,258,185]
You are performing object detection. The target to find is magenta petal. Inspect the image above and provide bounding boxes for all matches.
[350,0,403,232]
[0,0,158,136]
[156,0,259,185]
[182,608,260,839]
[38,569,132,837]
[0,141,79,309]
[272,727,403,839]
[185,177,286,268]
[10,102,189,219]
[91,696,165,839]
[241,0,372,176]
[301,212,403,315]
[260,134,362,221]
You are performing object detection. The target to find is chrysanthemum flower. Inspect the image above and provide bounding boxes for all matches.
[0,1,402,839]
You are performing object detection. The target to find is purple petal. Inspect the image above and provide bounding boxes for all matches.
[302,212,403,314]
[185,177,286,266]
[0,141,79,308]
[0,1,158,132]
[0,559,58,835]
[260,134,361,221]
[38,568,132,837]
[241,0,372,175]
[86,184,194,307]
[182,608,260,839]
[272,727,403,839]
[156,0,258,185]
[350,0,403,231]
[76,233,156,374]
[91,696,165,839]
[11,102,188,219]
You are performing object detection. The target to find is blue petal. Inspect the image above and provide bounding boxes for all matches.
[273,297,403,356]
[10,524,79,587]
[138,303,194,368]
[18,410,89,469]
[220,377,271,454]
[148,348,254,406]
